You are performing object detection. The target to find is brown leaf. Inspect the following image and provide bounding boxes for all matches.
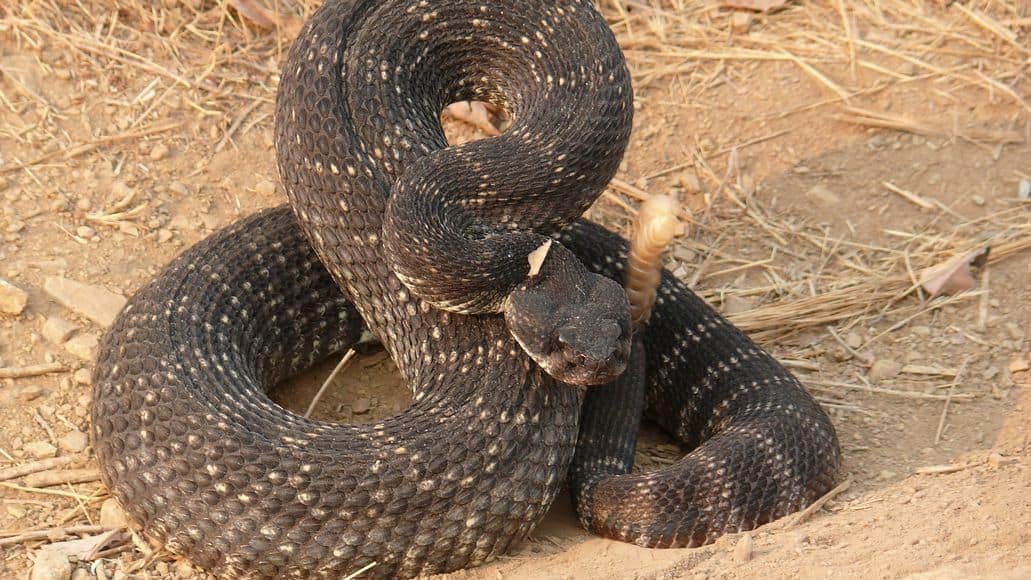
[917,248,989,299]
[38,529,129,561]
[228,0,303,39]
[721,0,789,12]
[527,239,553,277]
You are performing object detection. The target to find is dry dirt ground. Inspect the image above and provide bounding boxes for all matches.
[1,1,1029,579]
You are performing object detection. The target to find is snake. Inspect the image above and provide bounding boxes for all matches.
[90,0,841,578]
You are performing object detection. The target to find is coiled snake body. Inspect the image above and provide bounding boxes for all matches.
[91,0,840,577]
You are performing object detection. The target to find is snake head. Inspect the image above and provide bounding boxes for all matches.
[504,241,631,386]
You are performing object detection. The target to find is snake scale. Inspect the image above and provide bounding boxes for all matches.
[91,0,840,577]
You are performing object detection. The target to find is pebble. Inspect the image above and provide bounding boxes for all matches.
[732,533,754,562]
[1002,322,1025,340]
[352,397,371,414]
[806,184,841,205]
[0,277,29,315]
[1018,179,1030,200]
[868,359,902,381]
[673,246,695,263]
[254,180,278,196]
[65,333,100,361]
[58,429,89,453]
[157,228,174,243]
[75,225,96,239]
[844,332,864,349]
[16,385,45,402]
[29,548,72,580]
[73,368,92,386]
[99,498,131,528]
[149,142,170,161]
[911,325,931,336]
[42,317,79,344]
[43,276,126,327]
[1009,358,1030,373]
[730,11,753,34]
[722,294,755,316]
[24,440,58,459]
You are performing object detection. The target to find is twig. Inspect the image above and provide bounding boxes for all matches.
[0,362,66,379]
[808,380,976,401]
[915,460,985,475]
[33,409,59,448]
[0,481,94,499]
[0,456,78,482]
[826,326,866,361]
[785,476,852,527]
[304,349,357,418]
[934,358,970,445]
[0,525,112,547]
[343,561,378,580]
[24,468,103,488]
[882,181,934,210]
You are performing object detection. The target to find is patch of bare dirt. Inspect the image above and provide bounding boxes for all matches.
[1,1,1028,579]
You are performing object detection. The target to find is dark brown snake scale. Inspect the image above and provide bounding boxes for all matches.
[91,1,841,577]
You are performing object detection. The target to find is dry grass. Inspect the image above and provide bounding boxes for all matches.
[0,0,1028,576]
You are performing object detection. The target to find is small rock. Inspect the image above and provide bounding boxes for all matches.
[970,194,985,206]
[29,548,72,580]
[1018,179,1030,200]
[157,228,174,243]
[844,332,864,349]
[733,533,754,562]
[730,11,753,34]
[0,277,29,315]
[722,294,755,315]
[73,368,92,386]
[7,503,27,517]
[673,246,695,263]
[254,180,278,196]
[58,430,89,453]
[868,359,902,381]
[987,452,1005,469]
[24,440,58,459]
[99,498,131,528]
[806,184,841,205]
[16,385,45,402]
[1009,357,1030,374]
[352,397,371,414]
[169,181,190,196]
[43,277,126,327]
[75,225,96,239]
[677,173,701,193]
[1002,322,1025,340]
[65,333,100,361]
[149,142,170,161]
[42,317,79,344]
[878,469,897,480]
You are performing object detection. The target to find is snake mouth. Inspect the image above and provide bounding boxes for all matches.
[552,349,630,386]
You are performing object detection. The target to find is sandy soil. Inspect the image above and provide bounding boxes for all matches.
[1,1,1029,579]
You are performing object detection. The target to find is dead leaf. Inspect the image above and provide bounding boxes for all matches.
[917,248,989,299]
[527,239,552,277]
[721,0,789,12]
[443,101,502,136]
[228,0,303,38]
[37,529,129,562]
